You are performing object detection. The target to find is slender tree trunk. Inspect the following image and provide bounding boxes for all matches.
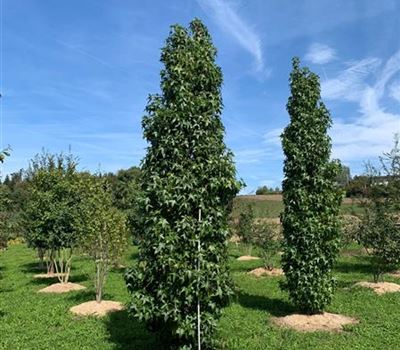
[95,259,107,303]
[38,248,45,270]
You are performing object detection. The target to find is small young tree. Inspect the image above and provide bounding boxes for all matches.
[253,222,281,271]
[357,136,400,282]
[125,19,241,348]
[79,175,129,303]
[236,205,256,255]
[24,151,83,281]
[281,58,342,314]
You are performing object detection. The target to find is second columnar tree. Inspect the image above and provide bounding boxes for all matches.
[281,58,342,314]
[125,19,241,348]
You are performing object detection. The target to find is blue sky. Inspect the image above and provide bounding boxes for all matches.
[2,0,400,193]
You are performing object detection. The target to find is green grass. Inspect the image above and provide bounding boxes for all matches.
[1,243,400,349]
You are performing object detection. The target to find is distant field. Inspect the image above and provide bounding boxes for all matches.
[232,195,363,219]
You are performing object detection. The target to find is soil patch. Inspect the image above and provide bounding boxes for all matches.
[248,267,283,277]
[70,300,123,317]
[272,312,358,332]
[33,273,66,279]
[38,282,86,294]
[236,255,260,261]
[355,281,400,294]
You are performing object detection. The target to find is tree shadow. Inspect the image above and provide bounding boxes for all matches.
[336,280,355,289]
[28,273,89,285]
[21,261,44,274]
[66,289,95,303]
[104,309,162,350]
[236,292,295,317]
[334,260,373,275]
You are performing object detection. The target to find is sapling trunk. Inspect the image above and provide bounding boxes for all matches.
[38,248,45,270]
[46,249,55,275]
[95,258,108,303]
[54,248,73,284]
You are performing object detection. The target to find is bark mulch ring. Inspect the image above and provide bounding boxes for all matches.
[272,312,358,332]
[388,270,400,278]
[38,282,86,294]
[236,256,260,261]
[355,281,400,295]
[248,267,283,277]
[70,300,124,317]
[33,273,67,279]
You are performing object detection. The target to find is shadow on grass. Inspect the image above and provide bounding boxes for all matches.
[334,260,373,275]
[21,261,44,274]
[104,309,161,350]
[67,289,95,303]
[336,280,355,289]
[28,273,89,285]
[236,292,295,317]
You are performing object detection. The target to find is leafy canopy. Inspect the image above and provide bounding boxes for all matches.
[280,57,342,314]
[125,19,241,349]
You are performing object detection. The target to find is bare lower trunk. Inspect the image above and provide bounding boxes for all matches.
[38,248,45,270]
[46,250,55,275]
[54,248,73,283]
[95,259,108,303]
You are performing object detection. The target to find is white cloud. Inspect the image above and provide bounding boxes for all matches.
[305,43,336,64]
[329,50,400,161]
[321,57,381,101]
[262,51,400,165]
[197,0,264,71]
[389,81,400,102]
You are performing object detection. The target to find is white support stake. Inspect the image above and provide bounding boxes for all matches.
[197,208,202,350]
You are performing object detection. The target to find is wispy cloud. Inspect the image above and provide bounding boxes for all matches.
[389,81,400,102]
[328,50,400,162]
[305,43,336,65]
[197,0,264,72]
[321,57,381,101]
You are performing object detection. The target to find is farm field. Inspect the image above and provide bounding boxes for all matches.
[1,243,400,350]
[232,195,363,219]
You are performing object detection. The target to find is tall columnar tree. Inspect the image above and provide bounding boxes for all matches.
[125,19,241,349]
[281,58,342,314]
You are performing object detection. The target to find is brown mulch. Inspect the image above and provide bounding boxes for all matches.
[248,267,283,277]
[236,255,260,261]
[355,281,400,295]
[272,312,358,332]
[387,270,400,278]
[38,282,86,294]
[70,300,124,317]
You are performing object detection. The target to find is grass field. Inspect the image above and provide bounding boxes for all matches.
[1,243,400,350]
[232,195,363,219]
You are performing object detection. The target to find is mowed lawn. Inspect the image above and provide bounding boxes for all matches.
[1,243,400,349]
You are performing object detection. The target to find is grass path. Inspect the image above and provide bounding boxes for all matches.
[1,244,400,349]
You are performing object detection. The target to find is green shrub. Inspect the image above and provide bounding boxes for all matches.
[357,137,400,282]
[253,221,281,270]
[236,205,255,255]
[78,174,129,302]
[24,151,85,281]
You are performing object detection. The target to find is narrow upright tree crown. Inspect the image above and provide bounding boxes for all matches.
[125,19,241,348]
[281,58,342,314]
